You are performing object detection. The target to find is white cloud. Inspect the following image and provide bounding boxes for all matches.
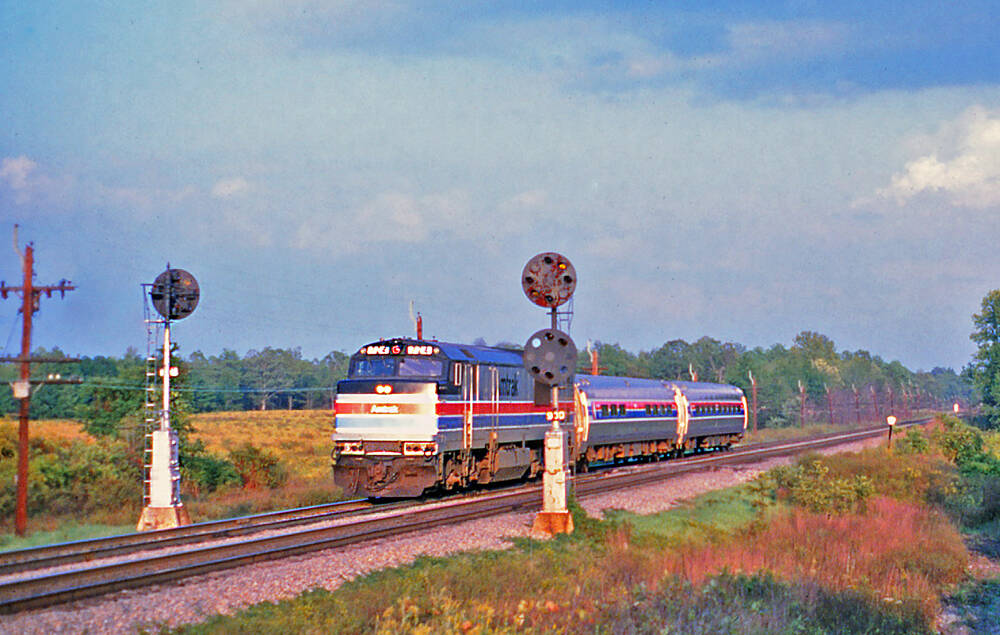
[211,177,251,199]
[876,105,1000,209]
[1,156,43,204]
[0,155,77,206]
[0,156,37,190]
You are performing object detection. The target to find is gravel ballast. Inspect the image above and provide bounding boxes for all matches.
[1,437,882,634]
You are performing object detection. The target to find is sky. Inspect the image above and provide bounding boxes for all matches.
[1,1,999,372]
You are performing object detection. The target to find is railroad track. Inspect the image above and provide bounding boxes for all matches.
[0,419,918,615]
[0,498,380,577]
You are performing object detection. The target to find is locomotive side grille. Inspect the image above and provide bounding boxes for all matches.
[364,440,402,454]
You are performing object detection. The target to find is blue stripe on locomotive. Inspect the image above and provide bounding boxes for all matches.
[438,413,550,430]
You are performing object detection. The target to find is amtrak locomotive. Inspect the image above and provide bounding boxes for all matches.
[331,338,748,498]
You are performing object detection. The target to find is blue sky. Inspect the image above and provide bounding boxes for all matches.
[2,1,999,371]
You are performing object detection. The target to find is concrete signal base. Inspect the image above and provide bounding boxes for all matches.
[532,510,574,536]
[533,428,575,536]
[137,505,191,531]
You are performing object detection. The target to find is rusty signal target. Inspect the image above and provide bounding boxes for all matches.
[521,252,576,308]
[523,328,577,386]
[151,268,200,320]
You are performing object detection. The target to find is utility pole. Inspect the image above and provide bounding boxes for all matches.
[1,231,75,536]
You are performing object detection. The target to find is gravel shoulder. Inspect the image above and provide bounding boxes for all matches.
[1,437,882,635]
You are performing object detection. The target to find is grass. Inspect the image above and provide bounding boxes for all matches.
[602,486,764,543]
[0,522,136,552]
[189,410,335,480]
[183,476,345,520]
[0,418,91,445]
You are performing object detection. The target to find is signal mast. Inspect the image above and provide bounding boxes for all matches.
[520,252,577,535]
[137,266,199,531]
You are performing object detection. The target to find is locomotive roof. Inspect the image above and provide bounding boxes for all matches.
[575,374,744,402]
[435,341,524,366]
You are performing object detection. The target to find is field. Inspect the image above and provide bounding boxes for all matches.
[0,418,93,445]
[188,409,336,480]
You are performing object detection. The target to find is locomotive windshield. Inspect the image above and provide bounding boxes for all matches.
[350,356,445,379]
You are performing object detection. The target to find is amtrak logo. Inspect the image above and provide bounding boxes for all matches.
[370,404,400,414]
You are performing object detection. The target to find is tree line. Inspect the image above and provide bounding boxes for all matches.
[0,346,350,421]
[576,331,972,428]
[0,332,973,429]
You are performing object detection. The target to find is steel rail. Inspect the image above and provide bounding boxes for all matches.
[0,499,378,576]
[0,418,924,615]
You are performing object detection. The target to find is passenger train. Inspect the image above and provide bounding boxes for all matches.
[331,338,748,498]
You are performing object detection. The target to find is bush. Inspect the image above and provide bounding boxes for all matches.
[932,415,1000,475]
[0,433,142,523]
[754,460,874,514]
[600,572,930,635]
[895,427,930,454]
[180,442,241,496]
[228,443,288,489]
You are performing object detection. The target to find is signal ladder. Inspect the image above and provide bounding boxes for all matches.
[141,284,161,507]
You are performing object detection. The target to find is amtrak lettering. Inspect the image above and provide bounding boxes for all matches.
[370,404,400,414]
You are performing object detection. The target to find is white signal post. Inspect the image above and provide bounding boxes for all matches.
[886,414,897,449]
[533,308,574,535]
[137,321,190,530]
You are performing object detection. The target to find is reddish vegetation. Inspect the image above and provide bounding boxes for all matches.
[646,497,968,619]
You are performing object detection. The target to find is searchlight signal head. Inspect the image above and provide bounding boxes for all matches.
[521,252,576,308]
[150,267,200,320]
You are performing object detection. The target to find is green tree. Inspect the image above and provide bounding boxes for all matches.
[77,354,146,437]
[968,289,1000,428]
[243,347,298,410]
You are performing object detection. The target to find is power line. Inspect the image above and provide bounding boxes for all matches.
[80,379,335,394]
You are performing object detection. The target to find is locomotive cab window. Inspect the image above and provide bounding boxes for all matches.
[351,357,397,377]
[398,357,444,377]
